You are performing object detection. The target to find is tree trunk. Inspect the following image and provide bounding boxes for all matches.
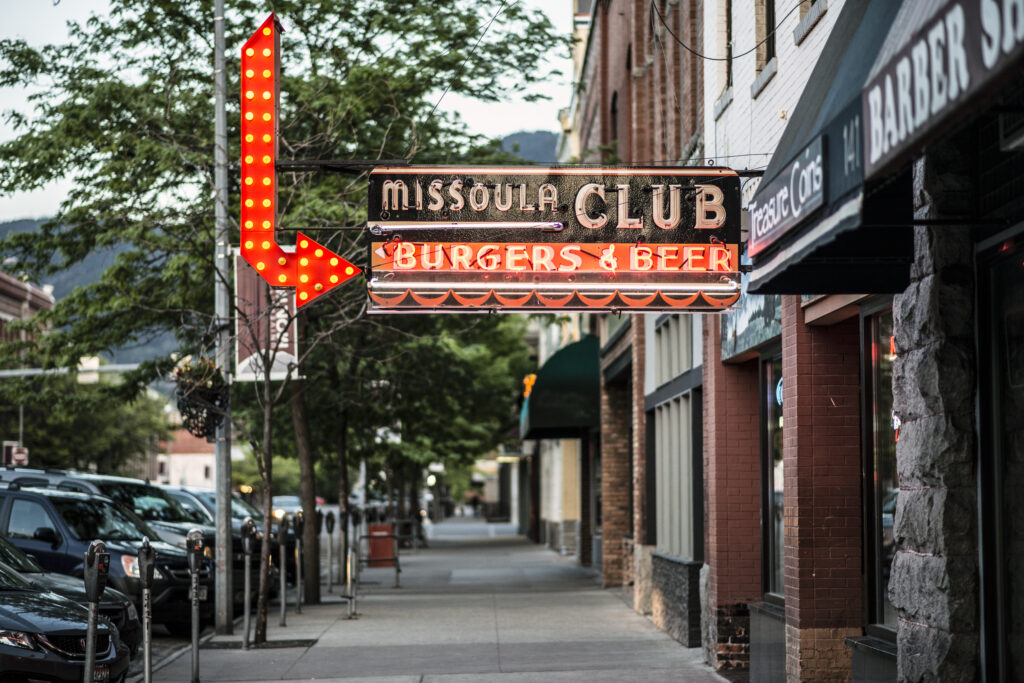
[409,465,426,546]
[290,378,320,604]
[337,404,349,584]
[254,376,273,643]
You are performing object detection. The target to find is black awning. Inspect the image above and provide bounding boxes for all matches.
[519,335,599,440]
[748,0,913,295]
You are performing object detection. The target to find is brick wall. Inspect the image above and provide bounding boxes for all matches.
[600,376,632,587]
[781,296,863,680]
[703,314,762,673]
[632,314,647,545]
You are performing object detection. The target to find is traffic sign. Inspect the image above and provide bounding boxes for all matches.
[240,15,361,306]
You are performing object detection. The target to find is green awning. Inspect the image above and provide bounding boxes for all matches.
[519,335,599,440]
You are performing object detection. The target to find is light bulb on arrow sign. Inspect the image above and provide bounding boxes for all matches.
[240,15,361,306]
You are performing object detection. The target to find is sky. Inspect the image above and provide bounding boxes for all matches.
[0,0,573,221]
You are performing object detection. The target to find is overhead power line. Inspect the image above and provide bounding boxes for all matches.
[652,0,810,62]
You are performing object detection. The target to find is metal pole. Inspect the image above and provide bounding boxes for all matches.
[83,600,98,683]
[191,569,199,683]
[326,527,333,593]
[242,548,251,650]
[186,529,203,683]
[295,536,303,615]
[393,535,400,588]
[213,0,234,637]
[17,404,23,447]
[279,518,288,627]
[142,583,152,683]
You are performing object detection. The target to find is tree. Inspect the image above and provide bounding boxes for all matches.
[0,375,169,473]
[0,0,566,642]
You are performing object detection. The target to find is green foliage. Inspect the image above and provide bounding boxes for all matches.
[0,0,557,504]
[0,0,568,386]
[0,376,169,473]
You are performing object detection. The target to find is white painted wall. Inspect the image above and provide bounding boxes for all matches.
[704,0,845,189]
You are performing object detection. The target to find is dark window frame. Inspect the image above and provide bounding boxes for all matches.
[859,296,898,641]
[759,343,784,604]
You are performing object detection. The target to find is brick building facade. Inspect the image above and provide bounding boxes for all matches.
[557,0,1024,680]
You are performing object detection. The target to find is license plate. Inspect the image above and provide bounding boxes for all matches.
[197,585,209,601]
[93,664,109,682]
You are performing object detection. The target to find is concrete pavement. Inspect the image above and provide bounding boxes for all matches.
[152,519,727,682]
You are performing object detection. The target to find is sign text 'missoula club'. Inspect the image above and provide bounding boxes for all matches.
[366,167,742,312]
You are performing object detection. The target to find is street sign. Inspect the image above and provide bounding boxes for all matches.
[2,442,26,466]
[234,250,299,382]
[10,446,28,466]
[240,15,361,306]
[366,167,741,312]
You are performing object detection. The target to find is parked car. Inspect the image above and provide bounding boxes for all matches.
[0,484,213,636]
[45,473,215,549]
[161,485,276,603]
[0,535,140,656]
[0,555,130,682]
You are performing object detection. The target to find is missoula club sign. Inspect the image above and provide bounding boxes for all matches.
[366,167,742,312]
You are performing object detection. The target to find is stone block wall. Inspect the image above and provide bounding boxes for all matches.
[651,552,702,647]
[890,142,979,682]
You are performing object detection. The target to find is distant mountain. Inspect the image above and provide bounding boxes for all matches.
[502,131,558,164]
[0,218,172,363]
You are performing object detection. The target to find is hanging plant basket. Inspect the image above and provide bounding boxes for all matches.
[173,357,229,441]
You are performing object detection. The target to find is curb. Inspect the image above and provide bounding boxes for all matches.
[128,617,239,683]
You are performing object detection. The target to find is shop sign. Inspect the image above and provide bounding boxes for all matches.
[864,0,1024,180]
[748,137,825,257]
[366,167,742,312]
[234,250,298,382]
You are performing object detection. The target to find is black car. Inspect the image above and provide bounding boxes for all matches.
[0,561,130,682]
[0,535,141,656]
[162,485,278,600]
[0,485,213,636]
[45,473,216,550]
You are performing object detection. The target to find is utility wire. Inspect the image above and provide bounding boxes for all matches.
[410,0,510,157]
[652,0,810,62]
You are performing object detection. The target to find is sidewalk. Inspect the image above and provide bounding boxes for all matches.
[152,519,727,682]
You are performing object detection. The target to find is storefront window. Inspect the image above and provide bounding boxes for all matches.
[762,354,784,598]
[868,309,898,628]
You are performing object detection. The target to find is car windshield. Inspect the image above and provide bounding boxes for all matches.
[97,483,205,524]
[0,537,42,573]
[0,562,33,590]
[194,491,261,520]
[167,492,212,522]
[53,498,150,542]
[272,496,301,508]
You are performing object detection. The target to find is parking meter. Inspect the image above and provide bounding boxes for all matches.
[316,509,324,534]
[138,538,156,683]
[84,539,110,603]
[293,512,304,614]
[185,529,203,683]
[241,518,255,650]
[278,515,288,627]
[325,512,336,592]
[83,540,109,683]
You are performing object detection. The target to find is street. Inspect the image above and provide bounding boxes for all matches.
[149,519,724,682]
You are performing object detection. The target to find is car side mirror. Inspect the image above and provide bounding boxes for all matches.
[33,527,60,548]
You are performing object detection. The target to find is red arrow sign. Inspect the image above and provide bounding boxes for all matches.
[240,15,360,306]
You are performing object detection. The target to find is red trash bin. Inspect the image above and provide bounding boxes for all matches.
[367,523,395,567]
